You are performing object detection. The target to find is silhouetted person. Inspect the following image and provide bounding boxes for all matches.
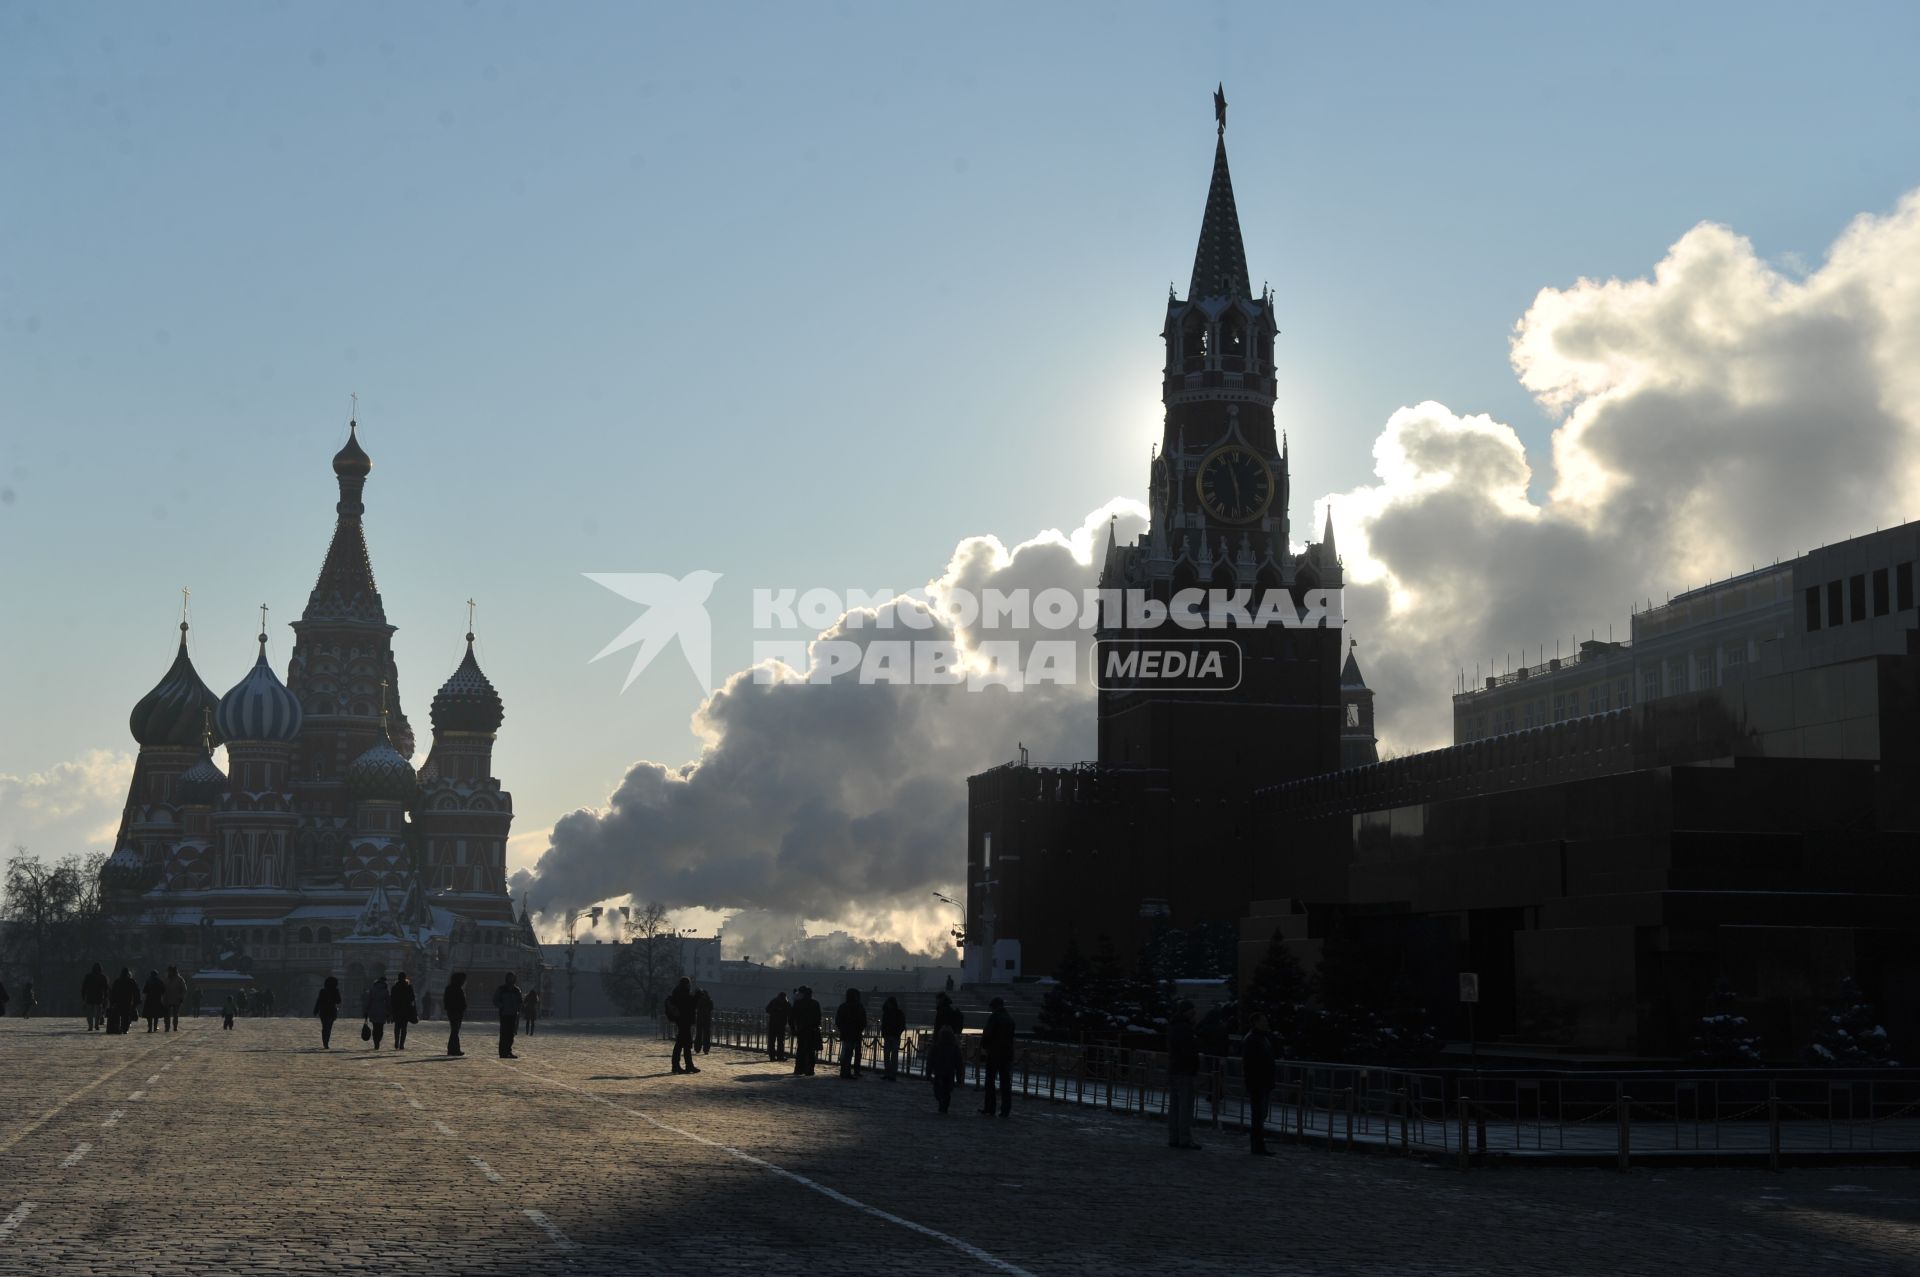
[389,973,416,1050]
[313,976,342,1049]
[945,974,955,993]
[928,1026,962,1114]
[221,993,236,1030]
[693,988,714,1053]
[667,977,698,1074]
[1167,1000,1202,1150]
[836,988,867,1079]
[109,968,139,1034]
[364,975,391,1049]
[163,966,186,1032]
[880,996,906,1080]
[927,992,964,1076]
[82,963,108,1031]
[494,972,523,1059]
[443,972,468,1057]
[522,989,539,1034]
[142,971,166,1032]
[792,986,822,1075]
[981,997,1015,1117]
[1241,1012,1276,1156]
[0,980,7,1017]
[19,981,36,1019]
[765,991,791,1061]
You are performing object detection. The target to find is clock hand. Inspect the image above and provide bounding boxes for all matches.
[1229,466,1243,507]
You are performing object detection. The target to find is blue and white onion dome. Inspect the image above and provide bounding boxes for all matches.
[347,717,417,801]
[216,633,304,743]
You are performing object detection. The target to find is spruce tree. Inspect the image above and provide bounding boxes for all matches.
[1040,937,1094,1038]
[1806,975,1900,1067]
[1689,981,1762,1067]
[1244,927,1310,1053]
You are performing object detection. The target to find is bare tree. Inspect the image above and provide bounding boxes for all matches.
[600,900,683,1017]
[1,849,112,1010]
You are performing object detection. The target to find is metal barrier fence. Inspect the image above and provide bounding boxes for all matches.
[681,1011,1920,1166]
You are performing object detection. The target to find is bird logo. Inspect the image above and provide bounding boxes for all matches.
[584,570,723,696]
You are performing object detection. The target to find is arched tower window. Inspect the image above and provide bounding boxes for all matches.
[1181,312,1208,371]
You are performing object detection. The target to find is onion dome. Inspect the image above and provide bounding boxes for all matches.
[176,752,227,805]
[332,420,371,477]
[430,634,504,735]
[347,721,417,801]
[130,623,223,748]
[216,634,304,743]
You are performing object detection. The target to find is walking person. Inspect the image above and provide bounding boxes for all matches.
[835,988,867,1079]
[221,993,236,1030]
[82,963,109,1030]
[927,992,964,1076]
[313,976,342,1049]
[792,986,821,1076]
[928,1025,963,1114]
[880,995,906,1081]
[1242,1012,1277,1156]
[981,997,1015,1117]
[443,972,468,1057]
[666,977,698,1074]
[110,967,139,1034]
[142,971,166,1033]
[493,972,523,1059]
[1167,1001,1202,1150]
[765,990,791,1061]
[163,966,186,1032]
[363,975,391,1049]
[522,989,539,1035]
[693,987,714,1054]
[389,972,417,1050]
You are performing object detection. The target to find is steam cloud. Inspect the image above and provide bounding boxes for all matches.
[525,189,1920,954]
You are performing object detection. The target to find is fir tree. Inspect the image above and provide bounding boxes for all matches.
[1806,975,1900,1067]
[1689,982,1763,1067]
[1243,927,1311,1053]
[1039,937,1095,1038]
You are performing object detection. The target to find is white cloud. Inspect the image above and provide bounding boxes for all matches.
[0,749,135,856]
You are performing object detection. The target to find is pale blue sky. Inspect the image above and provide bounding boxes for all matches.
[5,1,1919,861]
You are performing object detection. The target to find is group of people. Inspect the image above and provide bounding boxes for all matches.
[753,987,1015,1116]
[312,970,529,1059]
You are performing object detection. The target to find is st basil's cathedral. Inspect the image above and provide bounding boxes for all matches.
[103,420,541,1010]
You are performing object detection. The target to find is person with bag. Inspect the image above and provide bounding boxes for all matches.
[388,973,417,1050]
[443,972,468,1057]
[363,975,391,1049]
[493,973,523,1059]
[313,976,343,1049]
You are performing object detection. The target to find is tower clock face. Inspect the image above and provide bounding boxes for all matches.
[1195,445,1274,524]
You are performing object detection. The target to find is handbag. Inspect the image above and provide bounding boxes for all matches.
[361,1021,372,1042]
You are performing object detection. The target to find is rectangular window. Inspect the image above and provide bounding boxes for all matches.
[1874,568,1890,617]
[1806,585,1822,631]
[1617,678,1630,707]
[1899,561,1914,611]
[1828,580,1844,627]
[1850,574,1867,621]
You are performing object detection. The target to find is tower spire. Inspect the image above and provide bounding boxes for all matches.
[1189,87,1251,301]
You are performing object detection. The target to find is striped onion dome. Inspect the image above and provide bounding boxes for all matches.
[430,634,504,735]
[130,624,223,748]
[347,719,417,802]
[216,635,304,743]
[175,751,227,805]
